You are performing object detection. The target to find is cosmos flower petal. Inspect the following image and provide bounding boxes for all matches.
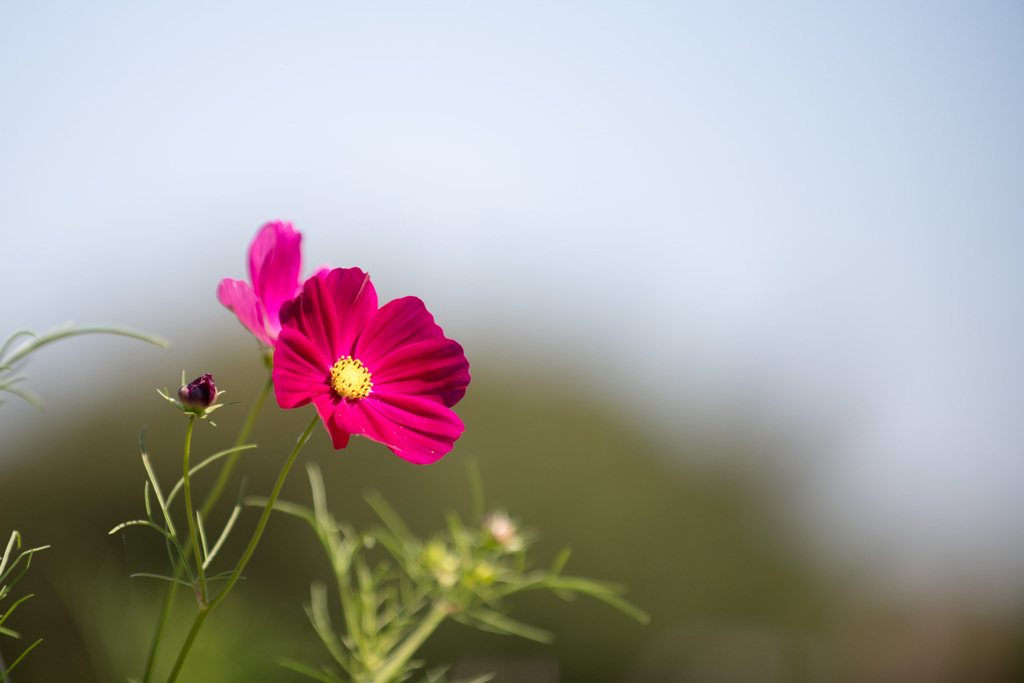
[220,221,331,346]
[324,399,367,447]
[216,278,273,346]
[321,267,378,357]
[280,268,378,363]
[325,418,352,449]
[273,328,332,408]
[356,297,443,367]
[371,338,470,407]
[249,221,303,338]
[310,393,352,449]
[354,393,465,464]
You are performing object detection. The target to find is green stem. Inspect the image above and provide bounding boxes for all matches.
[181,415,207,603]
[164,414,320,683]
[370,603,448,683]
[164,607,211,683]
[336,542,364,666]
[201,371,274,519]
[141,586,175,683]
[142,371,274,683]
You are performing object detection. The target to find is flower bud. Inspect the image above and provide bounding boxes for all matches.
[178,373,217,409]
[422,539,459,588]
[483,511,523,552]
[468,561,497,587]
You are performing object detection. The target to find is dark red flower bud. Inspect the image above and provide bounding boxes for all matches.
[178,373,217,409]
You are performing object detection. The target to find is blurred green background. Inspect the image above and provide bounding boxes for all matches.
[1,336,1022,682]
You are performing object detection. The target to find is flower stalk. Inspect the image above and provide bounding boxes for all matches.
[180,415,207,604]
[164,414,319,683]
[201,371,274,519]
[141,370,274,682]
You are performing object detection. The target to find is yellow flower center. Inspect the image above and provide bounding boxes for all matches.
[330,356,373,399]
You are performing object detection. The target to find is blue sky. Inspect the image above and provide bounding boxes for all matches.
[2,1,1023,605]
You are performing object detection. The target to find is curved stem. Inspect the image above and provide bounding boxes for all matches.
[164,607,211,683]
[165,414,320,683]
[201,371,274,518]
[141,583,175,683]
[181,415,207,603]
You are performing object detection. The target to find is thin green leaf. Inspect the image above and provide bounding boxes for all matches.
[108,519,174,538]
[446,513,470,564]
[1,324,169,367]
[0,373,28,387]
[277,658,341,683]
[0,383,42,409]
[549,546,571,576]
[244,495,317,527]
[202,501,241,570]
[0,637,43,680]
[306,581,351,671]
[0,593,34,629]
[138,435,176,538]
[536,576,649,624]
[0,543,49,591]
[141,480,154,523]
[458,609,554,644]
[164,444,257,507]
[203,570,242,583]
[197,511,210,565]
[0,325,168,409]
[306,463,332,531]
[365,490,416,546]
[0,331,35,362]
[355,556,376,638]
[127,573,195,587]
[0,531,18,580]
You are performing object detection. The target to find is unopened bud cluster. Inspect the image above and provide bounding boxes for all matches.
[417,511,528,602]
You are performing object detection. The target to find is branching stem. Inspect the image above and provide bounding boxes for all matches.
[164,414,319,683]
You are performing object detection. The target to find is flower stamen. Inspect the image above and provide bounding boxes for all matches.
[330,356,373,399]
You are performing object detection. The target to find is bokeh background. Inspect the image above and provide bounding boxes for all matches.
[2,2,1023,681]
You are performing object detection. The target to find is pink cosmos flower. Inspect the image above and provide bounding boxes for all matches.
[272,267,470,464]
[217,221,327,346]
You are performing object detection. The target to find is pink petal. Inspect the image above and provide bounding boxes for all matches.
[325,421,352,449]
[323,268,378,357]
[281,269,378,363]
[217,278,273,347]
[356,296,469,407]
[313,394,352,449]
[273,327,332,409]
[356,297,443,367]
[370,338,470,408]
[351,393,466,464]
[249,221,303,339]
